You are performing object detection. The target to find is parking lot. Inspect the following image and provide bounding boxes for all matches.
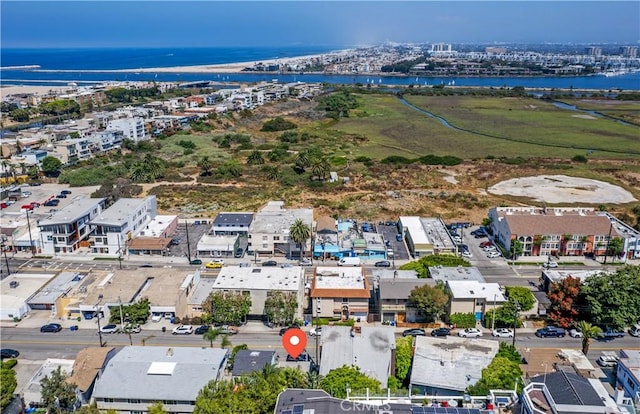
[167,222,210,260]
[1,183,100,216]
[377,222,410,261]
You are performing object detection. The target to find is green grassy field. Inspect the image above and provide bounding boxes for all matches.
[155,133,231,163]
[326,93,640,159]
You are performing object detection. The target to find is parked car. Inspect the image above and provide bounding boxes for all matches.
[151,313,163,322]
[544,261,559,268]
[309,327,322,337]
[124,324,141,334]
[56,194,67,199]
[172,325,193,335]
[535,326,566,338]
[375,260,391,268]
[262,260,278,267]
[286,352,310,362]
[189,259,202,265]
[169,238,181,246]
[205,259,224,269]
[280,263,293,268]
[458,328,483,338]
[21,204,34,210]
[30,202,40,208]
[402,328,426,337]
[21,191,32,197]
[480,241,493,248]
[0,349,20,359]
[299,258,313,266]
[40,323,63,333]
[396,234,403,241]
[487,251,502,258]
[194,325,210,335]
[430,328,451,337]
[61,190,72,195]
[100,324,119,334]
[44,199,59,207]
[601,328,625,339]
[279,326,299,336]
[597,355,619,367]
[492,328,514,338]
[461,251,473,258]
[219,325,239,335]
[0,203,8,209]
[569,328,583,338]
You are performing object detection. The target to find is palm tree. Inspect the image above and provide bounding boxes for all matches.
[577,321,603,355]
[262,165,280,181]
[562,234,574,256]
[289,218,311,260]
[311,158,330,181]
[220,334,231,349]
[608,237,624,264]
[203,327,222,348]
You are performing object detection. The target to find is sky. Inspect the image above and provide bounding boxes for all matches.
[1,1,639,48]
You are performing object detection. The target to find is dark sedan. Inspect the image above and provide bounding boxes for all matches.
[262,260,278,267]
[375,260,391,268]
[194,325,210,335]
[40,323,63,333]
[430,327,451,337]
[0,349,20,359]
[402,328,426,337]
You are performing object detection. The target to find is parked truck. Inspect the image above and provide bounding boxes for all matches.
[338,257,361,267]
[535,326,566,338]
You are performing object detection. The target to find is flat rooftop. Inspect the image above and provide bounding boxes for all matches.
[38,198,105,226]
[250,201,313,234]
[29,271,86,305]
[447,281,507,301]
[1,273,55,315]
[400,216,431,244]
[187,274,216,306]
[314,267,366,289]
[197,234,238,249]
[429,266,486,282]
[213,266,303,291]
[90,198,148,226]
[142,215,176,237]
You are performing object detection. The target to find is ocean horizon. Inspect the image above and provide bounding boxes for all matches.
[2,46,640,90]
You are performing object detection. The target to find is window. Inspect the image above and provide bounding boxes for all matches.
[262,236,268,241]
[342,298,349,304]
[274,236,280,241]
[627,378,635,389]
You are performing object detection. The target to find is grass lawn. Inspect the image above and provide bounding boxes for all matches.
[325,93,640,159]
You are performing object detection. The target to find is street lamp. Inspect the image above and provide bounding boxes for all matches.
[95,294,104,347]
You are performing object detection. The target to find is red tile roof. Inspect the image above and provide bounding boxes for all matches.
[503,214,614,236]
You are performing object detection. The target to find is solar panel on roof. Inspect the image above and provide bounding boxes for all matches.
[292,405,304,414]
[411,407,425,414]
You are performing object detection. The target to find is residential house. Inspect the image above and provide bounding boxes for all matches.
[248,201,313,258]
[313,216,338,260]
[310,266,370,320]
[616,349,640,400]
[38,198,106,255]
[211,266,304,320]
[374,269,432,323]
[520,371,627,414]
[274,389,414,414]
[231,350,276,377]
[92,346,228,413]
[409,336,499,395]
[183,270,216,319]
[68,347,117,405]
[106,117,146,142]
[319,326,396,388]
[211,212,253,236]
[446,280,507,321]
[89,196,157,255]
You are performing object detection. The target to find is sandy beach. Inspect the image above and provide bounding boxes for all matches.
[0,85,71,98]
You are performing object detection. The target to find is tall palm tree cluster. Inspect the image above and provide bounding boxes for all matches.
[289,218,311,259]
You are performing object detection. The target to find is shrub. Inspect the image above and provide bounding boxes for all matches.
[448,313,477,329]
[261,117,297,132]
[381,155,414,165]
[571,154,588,163]
[1,359,17,369]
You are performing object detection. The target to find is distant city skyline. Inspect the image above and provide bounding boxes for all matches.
[1,1,639,49]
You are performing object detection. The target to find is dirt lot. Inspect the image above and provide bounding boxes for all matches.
[488,175,637,204]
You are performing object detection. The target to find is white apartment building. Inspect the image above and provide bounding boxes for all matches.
[106,117,146,142]
[38,198,107,254]
[89,196,157,255]
[248,201,313,257]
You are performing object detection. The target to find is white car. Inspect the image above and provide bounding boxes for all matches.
[597,355,619,367]
[461,251,472,258]
[487,251,502,258]
[100,324,119,334]
[458,328,483,338]
[483,245,497,252]
[309,326,322,337]
[492,328,514,338]
[172,324,193,335]
[151,313,163,322]
[545,261,559,268]
[299,258,313,266]
[569,328,583,338]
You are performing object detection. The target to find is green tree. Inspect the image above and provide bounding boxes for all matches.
[408,283,449,322]
[580,266,640,329]
[227,344,249,370]
[203,327,222,348]
[289,218,311,259]
[109,297,150,324]
[198,156,213,176]
[40,366,77,412]
[195,379,257,414]
[311,158,330,181]
[41,156,63,176]
[399,254,470,278]
[467,356,522,396]
[509,239,524,259]
[260,116,297,132]
[9,108,30,122]
[0,368,17,410]
[577,321,603,356]
[204,292,251,325]
[148,402,168,414]
[262,165,281,181]
[280,367,309,389]
[319,365,380,399]
[483,301,522,329]
[505,286,535,312]
[27,165,40,180]
[264,291,298,326]
[606,237,624,263]
[394,337,413,386]
[449,313,477,329]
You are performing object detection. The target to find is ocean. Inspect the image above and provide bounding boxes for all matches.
[2,47,640,90]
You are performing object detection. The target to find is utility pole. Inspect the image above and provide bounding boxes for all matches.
[1,237,10,275]
[491,294,497,332]
[25,208,35,257]
[512,298,520,348]
[603,222,613,264]
[117,235,123,270]
[96,294,104,347]
[185,219,192,263]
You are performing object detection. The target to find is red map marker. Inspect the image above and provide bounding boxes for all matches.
[282,328,307,358]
